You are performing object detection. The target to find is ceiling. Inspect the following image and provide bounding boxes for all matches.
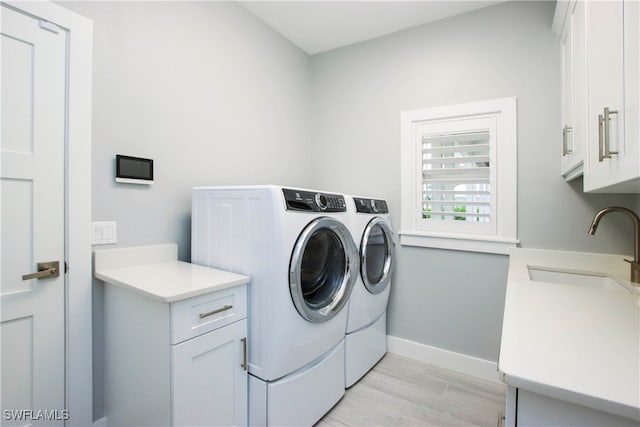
[239,1,505,55]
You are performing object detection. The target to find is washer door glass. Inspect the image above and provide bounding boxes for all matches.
[290,217,358,323]
[361,217,395,294]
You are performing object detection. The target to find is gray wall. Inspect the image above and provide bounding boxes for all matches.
[63,0,312,261]
[310,0,639,362]
[61,1,311,421]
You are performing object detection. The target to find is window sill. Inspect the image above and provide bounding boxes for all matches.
[399,231,519,255]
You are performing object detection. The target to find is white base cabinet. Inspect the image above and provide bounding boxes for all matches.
[103,283,248,427]
[172,319,247,426]
[505,386,638,427]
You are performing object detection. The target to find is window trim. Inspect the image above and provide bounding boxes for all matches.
[400,97,519,255]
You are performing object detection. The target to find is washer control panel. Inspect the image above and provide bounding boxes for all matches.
[354,197,389,214]
[283,188,347,212]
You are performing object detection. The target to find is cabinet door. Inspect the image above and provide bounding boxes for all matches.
[503,385,517,427]
[516,389,638,427]
[560,2,577,178]
[585,0,640,192]
[572,0,589,179]
[622,0,640,191]
[172,319,248,427]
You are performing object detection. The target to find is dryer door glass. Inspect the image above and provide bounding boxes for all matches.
[300,229,345,306]
[361,218,395,294]
[290,217,358,323]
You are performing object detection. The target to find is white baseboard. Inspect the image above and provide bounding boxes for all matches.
[93,417,106,427]
[387,335,502,383]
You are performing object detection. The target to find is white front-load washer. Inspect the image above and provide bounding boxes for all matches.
[191,186,358,426]
[345,196,396,388]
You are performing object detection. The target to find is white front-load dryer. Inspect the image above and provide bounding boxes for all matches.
[345,196,396,388]
[191,186,358,426]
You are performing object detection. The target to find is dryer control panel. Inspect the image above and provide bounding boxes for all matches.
[283,188,347,212]
[354,197,389,214]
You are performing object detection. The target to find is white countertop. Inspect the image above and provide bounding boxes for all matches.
[498,248,640,421]
[94,244,249,303]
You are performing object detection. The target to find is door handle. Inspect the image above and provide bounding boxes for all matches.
[599,107,620,162]
[603,107,619,159]
[241,337,247,371]
[562,125,573,156]
[22,261,60,280]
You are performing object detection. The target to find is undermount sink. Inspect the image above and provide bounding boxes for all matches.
[527,265,633,293]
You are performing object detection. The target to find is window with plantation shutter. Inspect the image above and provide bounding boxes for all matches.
[400,98,518,254]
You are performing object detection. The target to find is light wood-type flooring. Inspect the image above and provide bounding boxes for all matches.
[317,353,506,427]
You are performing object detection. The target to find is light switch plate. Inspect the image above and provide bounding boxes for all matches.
[92,221,117,245]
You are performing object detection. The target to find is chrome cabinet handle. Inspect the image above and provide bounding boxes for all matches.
[22,261,60,280]
[599,107,619,162]
[199,304,233,319]
[241,337,247,371]
[603,107,619,160]
[562,125,573,156]
[598,113,605,162]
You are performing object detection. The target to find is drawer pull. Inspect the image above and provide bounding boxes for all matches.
[199,304,233,319]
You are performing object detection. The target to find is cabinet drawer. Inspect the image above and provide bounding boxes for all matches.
[170,284,247,344]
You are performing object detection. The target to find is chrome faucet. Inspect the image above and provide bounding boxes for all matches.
[588,206,640,284]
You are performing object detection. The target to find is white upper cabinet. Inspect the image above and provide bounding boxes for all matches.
[621,1,640,191]
[557,0,588,180]
[585,0,626,191]
[555,0,640,192]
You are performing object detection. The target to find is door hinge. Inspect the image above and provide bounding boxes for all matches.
[39,20,61,34]
[64,262,69,274]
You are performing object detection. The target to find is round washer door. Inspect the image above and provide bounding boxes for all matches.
[289,217,359,323]
[360,217,395,294]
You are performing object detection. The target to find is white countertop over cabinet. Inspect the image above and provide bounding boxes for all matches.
[94,243,248,302]
[94,244,250,427]
[498,248,640,426]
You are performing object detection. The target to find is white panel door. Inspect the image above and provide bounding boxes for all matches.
[1,5,67,425]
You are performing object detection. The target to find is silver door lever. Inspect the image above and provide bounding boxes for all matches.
[22,261,60,280]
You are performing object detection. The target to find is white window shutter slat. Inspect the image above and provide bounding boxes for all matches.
[421,131,492,223]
